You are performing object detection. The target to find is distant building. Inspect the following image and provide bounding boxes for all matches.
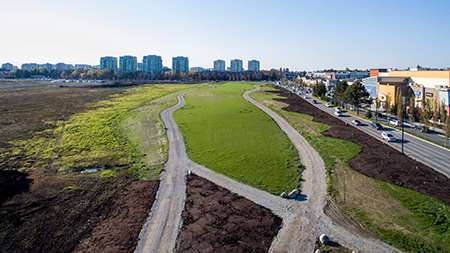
[213,60,225,72]
[100,56,118,72]
[361,76,378,99]
[248,60,260,72]
[230,59,243,72]
[55,63,74,71]
[143,55,163,74]
[335,71,369,80]
[40,63,54,71]
[172,56,189,73]
[119,55,138,72]
[74,64,91,70]
[1,63,17,71]
[190,67,205,73]
[21,63,39,71]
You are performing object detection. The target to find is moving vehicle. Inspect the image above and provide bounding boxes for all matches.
[389,119,400,127]
[334,111,342,117]
[381,131,396,142]
[334,107,342,113]
[371,122,383,130]
[325,102,332,107]
[351,119,362,126]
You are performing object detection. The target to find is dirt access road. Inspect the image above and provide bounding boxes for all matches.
[244,89,401,253]
[135,90,400,253]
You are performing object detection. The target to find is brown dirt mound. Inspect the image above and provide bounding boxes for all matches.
[0,171,158,253]
[176,174,282,253]
[273,88,450,205]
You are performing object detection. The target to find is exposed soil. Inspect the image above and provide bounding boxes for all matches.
[273,88,450,205]
[0,83,159,253]
[0,86,124,145]
[0,170,30,204]
[176,174,282,253]
[0,171,158,253]
[73,180,159,253]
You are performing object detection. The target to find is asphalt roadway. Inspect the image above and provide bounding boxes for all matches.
[276,83,450,179]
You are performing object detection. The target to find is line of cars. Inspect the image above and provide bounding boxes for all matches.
[274,81,398,143]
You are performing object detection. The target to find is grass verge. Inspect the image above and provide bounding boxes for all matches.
[174,82,301,195]
[251,85,450,253]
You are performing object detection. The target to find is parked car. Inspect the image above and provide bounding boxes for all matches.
[325,102,332,107]
[370,122,383,130]
[381,131,396,142]
[312,99,317,104]
[389,119,400,127]
[351,119,362,126]
[334,107,342,113]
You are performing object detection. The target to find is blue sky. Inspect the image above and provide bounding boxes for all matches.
[2,0,450,70]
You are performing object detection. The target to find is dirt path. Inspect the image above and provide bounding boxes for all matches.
[244,88,402,253]
[134,95,188,253]
[135,91,401,253]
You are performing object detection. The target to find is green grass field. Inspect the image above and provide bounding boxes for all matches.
[174,82,301,194]
[251,85,450,253]
[12,84,190,178]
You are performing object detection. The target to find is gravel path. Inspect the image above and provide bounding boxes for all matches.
[244,88,402,253]
[135,91,401,253]
[134,95,188,253]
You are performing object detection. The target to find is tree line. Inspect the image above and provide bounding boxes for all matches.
[9,68,281,81]
[313,80,371,114]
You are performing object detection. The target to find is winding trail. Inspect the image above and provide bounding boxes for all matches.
[135,90,401,253]
[134,95,188,253]
[245,88,401,253]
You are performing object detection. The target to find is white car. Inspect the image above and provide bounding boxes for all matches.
[334,107,342,113]
[381,131,396,142]
[334,111,342,117]
[351,119,362,126]
[389,119,400,127]
[325,102,332,107]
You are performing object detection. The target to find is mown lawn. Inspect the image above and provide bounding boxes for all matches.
[251,85,450,253]
[174,82,301,195]
[11,84,190,177]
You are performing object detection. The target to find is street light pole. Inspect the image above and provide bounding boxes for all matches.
[401,96,407,154]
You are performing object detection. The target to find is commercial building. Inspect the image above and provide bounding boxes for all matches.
[335,71,369,80]
[172,56,189,73]
[21,63,39,71]
[361,76,378,99]
[213,60,225,72]
[100,56,118,72]
[248,60,260,72]
[376,77,412,111]
[119,55,138,73]
[143,55,163,74]
[370,69,450,113]
[230,59,243,72]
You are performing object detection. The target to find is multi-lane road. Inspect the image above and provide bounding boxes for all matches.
[275,83,450,179]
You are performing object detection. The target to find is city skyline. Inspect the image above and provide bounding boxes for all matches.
[2,0,450,70]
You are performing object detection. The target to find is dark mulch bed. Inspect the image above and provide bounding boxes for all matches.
[0,171,158,253]
[272,88,450,205]
[176,174,282,253]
